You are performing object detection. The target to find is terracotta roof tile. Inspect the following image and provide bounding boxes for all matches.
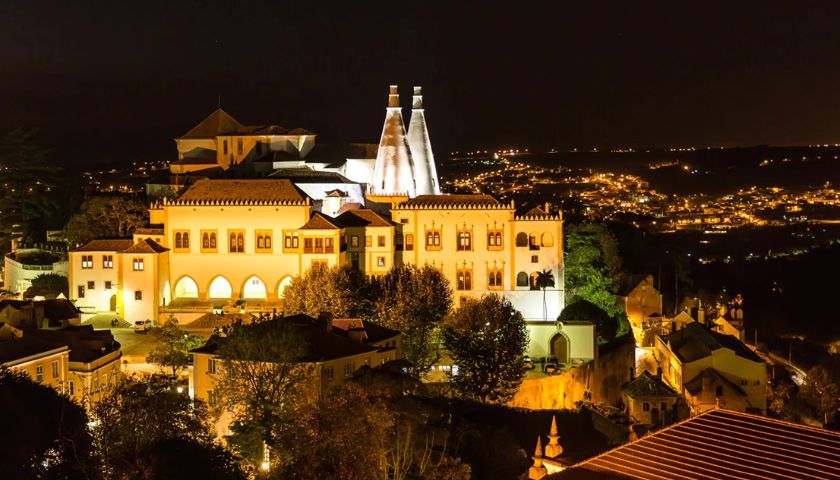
[173,179,308,204]
[402,194,500,208]
[71,239,134,252]
[121,238,169,254]
[300,211,341,230]
[335,209,393,227]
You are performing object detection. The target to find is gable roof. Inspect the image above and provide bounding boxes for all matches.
[300,211,341,230]
[661,322,762,364]
[330,318,400,344]
[0,337,68,365]
[401,194,501,208]
[71,239,135,253]
[623,370,679,399]
[180,108,244,139]
[335,209,393,228]
[552,408,840,480]
[170,179,309,205]
[121,238,169,254]
[684,367,747,397]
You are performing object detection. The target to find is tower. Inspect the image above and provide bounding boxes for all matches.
[371,85,416,197]
[407,86,441,195]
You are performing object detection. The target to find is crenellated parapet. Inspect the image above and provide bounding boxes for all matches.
[163,197,309,207]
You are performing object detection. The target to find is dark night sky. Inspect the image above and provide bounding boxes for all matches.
[3,1,840,168]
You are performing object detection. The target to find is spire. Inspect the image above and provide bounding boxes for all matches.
[407,86,441,195]
[371,85,416,196]
[528,437,547,480]
[545,415,564,458]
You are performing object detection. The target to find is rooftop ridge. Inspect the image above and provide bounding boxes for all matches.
[165,197,310,206]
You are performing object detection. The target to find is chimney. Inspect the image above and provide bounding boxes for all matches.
[412,86,423,109]
[388,85,400,108]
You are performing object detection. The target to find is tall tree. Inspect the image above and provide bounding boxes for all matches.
[92,377,245,480]
[281,264,373,318]
[0,368,98,480]
[535,268,556,321]
[564,223,624,318]
[0,127,60,240]
[442,295,528,403]
[25,272,69,298]
[801,366,840,425]
[146,318,205,377]
[64,195,147,246]
[372,264,454,376]
[214,317,310,470]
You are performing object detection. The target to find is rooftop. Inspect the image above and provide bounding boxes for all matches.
[553,408,840,480]
[170,179,309,205]
[121,238,169,254]
[399,194,503,209]
[623,370,679,399]
[71,239,134,253]
[300,211,341,230]
[0,336,67,365]
[660,322,763,364]
[335,208,393,228]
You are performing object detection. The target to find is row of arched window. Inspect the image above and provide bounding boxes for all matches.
[515,232,554,250]
[516,271,555,290]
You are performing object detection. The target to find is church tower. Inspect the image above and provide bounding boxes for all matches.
[371,85,416,197]
[407,86,441,195]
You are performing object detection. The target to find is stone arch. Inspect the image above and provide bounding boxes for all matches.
[516,271,529,287]
[515,232,528,247]
[550,332,570,364]
[541,232,554,247]
[173,276,199,299]
[242,275,267,299]
[208,276,233,299]
[276,276,293,298]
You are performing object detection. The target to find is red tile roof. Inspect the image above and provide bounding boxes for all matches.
[300,211,341,230]
[553,408,840,480]
[71,239,134,252]
[121,238,169,254]
[170,179,309,205]
[401,194,501,208]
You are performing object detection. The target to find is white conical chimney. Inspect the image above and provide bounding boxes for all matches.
[371,85,416,196]
[407,86,440,195]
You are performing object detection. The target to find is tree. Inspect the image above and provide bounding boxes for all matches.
[564,223,624,318]
[0,368,98,479]
[559,299,618,343]
[372,264,453,376]
[442,295,528,403]
[281,264,373,318]
[146,318,205,377]
[24,272,69,298]
[800,366,840,424]
[0,127,60,240]
[535,268,555,321]
[214,317,310,470]
[64,195,147,247]
[92,376,245,480]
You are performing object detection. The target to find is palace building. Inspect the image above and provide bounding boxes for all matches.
[69,86,572,357]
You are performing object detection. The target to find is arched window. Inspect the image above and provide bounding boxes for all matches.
[210,233,216,248]
[242,276,267,299]
[175,232,182,249]
[237,233,244,250]
[515,232,528,247]
[433,231,440,246]
[529,233,539,251]
[457,231,472,251]
[208,276,233,298]
[202,233,210,249]
[530,272,540,290]
[464,271,472,290]
[541,232,554,247]
[183,233,189,248]
[174,276,199,298]
[516,272,529,287]
[495,232,502,246]
[265,235,271,249]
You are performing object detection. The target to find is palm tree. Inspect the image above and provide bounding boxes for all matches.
[536,269,555,321]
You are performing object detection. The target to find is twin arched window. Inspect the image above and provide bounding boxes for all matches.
[175,232,189,249]
[202,232,217,249]
[229,232,244,253]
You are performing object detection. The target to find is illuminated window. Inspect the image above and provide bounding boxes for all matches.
[405,234,414,251]
[133,258,144,271]
[77,285,85,298]
[425,228,441,250]
[377,256,386,267]
[284,233,300,250]
[102,255,113,268]
[456,269,472,291]
[351,235,359,247]
[457,229,472,251]
[365,236,372,248]
[87,281,95,290]
[312,259,328,268]
[529,233,539,251]
[36,365,43,383]
[208,358,217,374]
[487,229,503,249]
[174,230,190,251]
[378,235,386,247]
[541,232,554,247]
[228,230,245,253]
[81,255,93,269]
[51,360,59,378]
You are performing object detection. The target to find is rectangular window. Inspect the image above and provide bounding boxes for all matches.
[304,238,314,253]
[69,381,74,396]
[351,235,359,247]
[425,229,441,250]
[457,229,472,251]
[255,230,272,253]
[223,139,228,155]
[228,230,245,253]
[400,218,409,224]
[377,256,386,267]
[377,235,386,247]
[456,269,473,291]
[133,258,144,271]
[174,230,191,252]
[405,234,414,251]
[488,269,503,290]
[208,358,217,374]
[365,236,372,248]
[135,290,142,300]
[236,138,243,155]
[323,365,334,379]
[643,402,650,411]
[531,255,539,263]
[51,360,59,378]
[487,230,503,250]
[200,230,218,253]
[344,361,355,377]
[325,237,334,253]
[36,365,44,383]
[87,281,95,290]
[77,285,85,298]
[105,281,112,290]
[284,233,300,251]
[102,255,113,268]
[81,255,93,269]
[312,259,328,268]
